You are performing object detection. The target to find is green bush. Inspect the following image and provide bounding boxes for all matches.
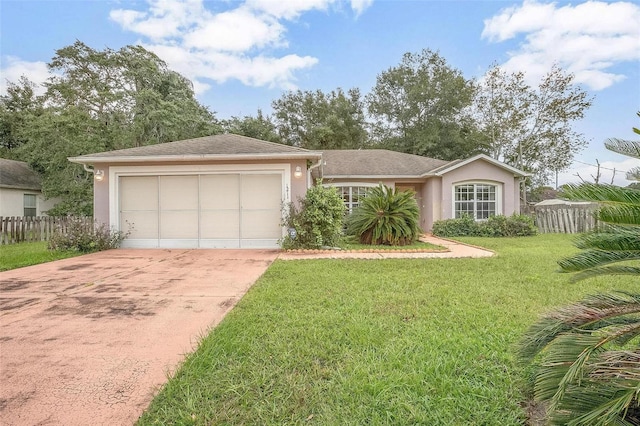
[431,214,477,237]
[48,218,128,253]
[346,184,420,245]
[432,214,537,237]
[281,182,345,249]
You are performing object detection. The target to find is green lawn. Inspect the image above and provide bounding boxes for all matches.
[138,234,636,425]
[0,241,80,271]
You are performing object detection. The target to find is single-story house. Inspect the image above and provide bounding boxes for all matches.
[0,158,58,217]
[69,134,528,249]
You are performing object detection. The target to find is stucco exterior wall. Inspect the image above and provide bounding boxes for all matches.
[93,164,110,226]
[440,159,521,221]
[0,188,58,217]
[421,177,442,231]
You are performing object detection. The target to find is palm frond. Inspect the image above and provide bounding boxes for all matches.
[562,183,640,204]
[558,250,640,272]
[568,266,640,282]
[598,204,640,226]
[518,292,640,361]
[605,138,640,159]
[574,228,640,251]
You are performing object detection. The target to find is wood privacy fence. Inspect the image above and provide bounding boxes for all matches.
[0,216,93,245]
[533,204,598,234]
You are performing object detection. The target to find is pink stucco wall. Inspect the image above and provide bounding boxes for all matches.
[440,159,521,225]
[93,164,110,226]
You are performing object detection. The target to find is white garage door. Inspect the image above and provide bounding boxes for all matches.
[119,173,283,248]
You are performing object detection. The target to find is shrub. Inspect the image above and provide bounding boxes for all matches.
[48,218,128,253]
[281,182,345,249]
[432,214,537,237]
[431,214,477,237]
[346,184,420,246]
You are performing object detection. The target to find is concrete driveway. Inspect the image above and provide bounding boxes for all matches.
[0,249,279,426]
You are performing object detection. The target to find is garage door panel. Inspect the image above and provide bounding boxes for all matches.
[121,211,158,239]
[120,176,157,211]
[241,174,282,210]
[200,175,239,209]
[160,211,198,238]
[200,211,240,239]
[160,176,198,210]
[241,210,282,239]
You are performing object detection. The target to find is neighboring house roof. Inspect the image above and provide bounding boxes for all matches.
[320,149,452,179]
[535,199,596,207]
[69,134,322,164]
[0,158,42,191]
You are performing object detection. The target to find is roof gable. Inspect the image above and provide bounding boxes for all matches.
[431,154,529,177]
[320,149,450,177]
[0,158,42,190]
[69,134,321,164]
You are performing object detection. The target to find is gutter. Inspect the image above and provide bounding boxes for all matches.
[68,152,323,165]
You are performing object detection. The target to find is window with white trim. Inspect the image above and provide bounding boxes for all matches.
[454,183,498,220]
[339,186,369,214]
[24,194,36,217]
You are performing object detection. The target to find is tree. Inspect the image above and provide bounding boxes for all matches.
[272,88,369,149]
[473,64,592,185]
[366,49,482,160]
[223,110,281,143]
[0,77,44,157]
[6,41,220,215]
[519,114,640,425]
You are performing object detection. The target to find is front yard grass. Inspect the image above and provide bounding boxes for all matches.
[0,241,79,271]
[138,234,637,425]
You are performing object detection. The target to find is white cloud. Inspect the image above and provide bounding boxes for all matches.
[482,1,640,90]
[109,0,373,92]
[0,57,50,96]
[558,157,639,187]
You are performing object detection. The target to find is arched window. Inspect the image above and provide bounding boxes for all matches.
[453,182,501,220]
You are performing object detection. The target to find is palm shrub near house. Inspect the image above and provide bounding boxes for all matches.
[346,184,420,245]
[280,182,345,249]
[518,116,640,425]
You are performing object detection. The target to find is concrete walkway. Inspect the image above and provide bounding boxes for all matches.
[0,249,279,426]
[277,235,494,260]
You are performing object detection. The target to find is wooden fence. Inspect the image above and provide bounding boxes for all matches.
[0,216,93,245]
[533,205,598,234]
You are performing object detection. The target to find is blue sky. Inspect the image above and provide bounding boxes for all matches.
[1,0,639,186]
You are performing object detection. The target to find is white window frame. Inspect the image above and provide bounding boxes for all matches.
[452,181,502,220]
[323,183,378,214]
[24,193,37,217]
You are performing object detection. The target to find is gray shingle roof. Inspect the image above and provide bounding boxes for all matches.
[0,158,42,190]
[69,134,320,163]
[320,150,452,177]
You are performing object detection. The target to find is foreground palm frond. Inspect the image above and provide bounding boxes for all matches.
[519,113,640,425]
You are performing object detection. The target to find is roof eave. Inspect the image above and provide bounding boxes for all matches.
[322,174,426,180]
[433,154,530,177]
[0,184,41,191]
[68,152,323,164]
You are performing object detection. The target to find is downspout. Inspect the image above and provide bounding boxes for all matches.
[307,158,323,189]
[83,164,95,174]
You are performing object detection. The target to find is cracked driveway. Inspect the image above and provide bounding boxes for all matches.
[0,249,278,425]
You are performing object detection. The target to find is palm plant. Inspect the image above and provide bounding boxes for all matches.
[519,113,640,425]
[346,184,420,245]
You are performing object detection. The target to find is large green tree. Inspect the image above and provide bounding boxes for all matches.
[272,87,369,149]
[519,114,640,425]
[473,64,592,185]
[223,110,281,143]
[366,49,482,160]
[2,41,220,215]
